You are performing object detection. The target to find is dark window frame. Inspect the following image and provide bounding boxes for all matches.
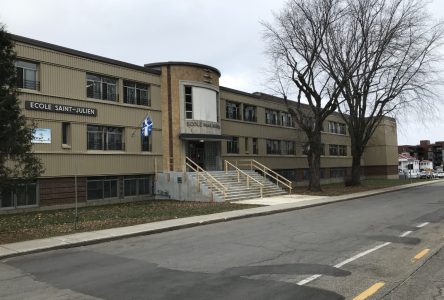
[15,60,39,90]
[123,80,150,106]
[86,73,117,101]
[226,101,242,120]
[87,125,124,151]
[227,137,239,154]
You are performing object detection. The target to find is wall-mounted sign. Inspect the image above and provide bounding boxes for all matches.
[32,128,51,144]
[186,120,221,129]
[25,101,97,116]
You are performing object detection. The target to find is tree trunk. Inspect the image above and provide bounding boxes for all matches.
[307,131,322,192]
[350,152,362,186]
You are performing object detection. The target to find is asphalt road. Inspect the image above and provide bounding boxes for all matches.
[2,182,444,299]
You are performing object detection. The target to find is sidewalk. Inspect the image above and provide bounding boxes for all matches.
[1,179,441,260]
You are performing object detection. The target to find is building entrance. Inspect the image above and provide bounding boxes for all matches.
[186,141,220,171]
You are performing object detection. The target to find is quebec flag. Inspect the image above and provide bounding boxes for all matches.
[141,116,153,137]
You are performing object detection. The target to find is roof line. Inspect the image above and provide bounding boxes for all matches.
[11,34,161,75]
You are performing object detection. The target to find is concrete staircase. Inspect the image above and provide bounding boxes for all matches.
[189,170,287,201]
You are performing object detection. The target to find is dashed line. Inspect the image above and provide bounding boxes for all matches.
[417,222,429,228]
[353,282,385,300]
[399,231,413,237]
[297,222,429,286]
[412,248,430,262]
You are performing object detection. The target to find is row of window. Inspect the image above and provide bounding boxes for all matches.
[226,137,347,156]
[0,183,37,208]
[225,101,257,122]
[87,175,153,201]
[59,123,152,152]
[15,60,151,107]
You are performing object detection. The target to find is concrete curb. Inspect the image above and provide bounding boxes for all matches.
[1,179,442,260]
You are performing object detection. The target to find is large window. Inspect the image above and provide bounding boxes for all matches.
[123,81,150,106]
[227,137,239,154]
[329,144,347,156]
[252,138,258,155]
[87,176,118,200]
[15,60,39,90]
[141,135,152,152]
[124,175,153,197]
[281,112,294,127]
[1,183,37,208]
[86,74,117,101]
[185,86,193,119]
[226,101,241,120]
[87,125,124,151]
[330,168,346,178]
[265,109,279,125]
[328,121,346,135]
[243,105,257,122]
[266,139,281,155]
[281,141,295,155]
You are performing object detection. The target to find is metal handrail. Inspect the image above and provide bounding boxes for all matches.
[224,160,263,198]
[236,159,293,194]
[185,157,227,200]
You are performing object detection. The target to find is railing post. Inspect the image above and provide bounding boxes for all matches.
[250,160,252,171]
[260,186,263,198]
[247,176,250,188]
[237,171,240,183]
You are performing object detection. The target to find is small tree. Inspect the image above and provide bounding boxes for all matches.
[0,25,43,193]
[322,0,444,185]
[262,0,344,191]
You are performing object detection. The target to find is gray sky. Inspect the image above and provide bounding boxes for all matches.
[1,0,443,146]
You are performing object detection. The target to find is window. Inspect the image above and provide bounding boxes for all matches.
[245,137,249,153]
[15,60,39,90]
[123,81,150,106]
[329,144,347,156]
[62,122,70,145]
[244,105,257,122]
[281,112,294,127]
[330,168,346,178]
[1,182,37,208]
[227,137,239,154]
[86,74,117,101]
[185,86,193,119]
[266,139,281,155]
[87,176,118,200]
[265,109,279,125]
[226,101,241,120]
[141,135,152,152]
[282,141,295,155]
[252,138,258,155]
[87,125,124,151]
[124,175,153,197]
[277,169,297,181]
[328,121,346,135]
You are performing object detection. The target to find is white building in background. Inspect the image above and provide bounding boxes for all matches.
[398,153,419,174]
[419,160,433,171]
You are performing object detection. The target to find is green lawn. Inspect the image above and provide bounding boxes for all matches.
[0,200,259,244]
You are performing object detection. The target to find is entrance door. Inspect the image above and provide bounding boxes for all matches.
[187,141,205,169]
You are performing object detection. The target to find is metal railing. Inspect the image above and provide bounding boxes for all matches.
[224,160,264,198]
[235,159,293,194]
[185,157,227,201]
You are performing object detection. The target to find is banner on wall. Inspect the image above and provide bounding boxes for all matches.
[32,128,51,144]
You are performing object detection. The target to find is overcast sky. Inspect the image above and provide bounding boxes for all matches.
[1,0,443,146]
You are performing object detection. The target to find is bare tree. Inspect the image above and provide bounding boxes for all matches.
[322,0,444,185]
[262,0,344,191]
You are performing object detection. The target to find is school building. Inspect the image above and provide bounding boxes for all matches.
[0,34,398,210]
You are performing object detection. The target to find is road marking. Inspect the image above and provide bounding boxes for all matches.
[412,248,430,262]
[417,222,429,228]
[353,282,385,300]
[297,222,427,286]
[399,231,412,237]
[297,242,391,285]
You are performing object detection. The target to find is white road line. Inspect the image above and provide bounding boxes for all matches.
[297,222,429,286]
[297,242,391,285]
[417,222,430,228]
[399,231,412,237]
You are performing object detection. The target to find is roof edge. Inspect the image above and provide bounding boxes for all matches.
[11,34,161,75]
[144,61,221,77]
